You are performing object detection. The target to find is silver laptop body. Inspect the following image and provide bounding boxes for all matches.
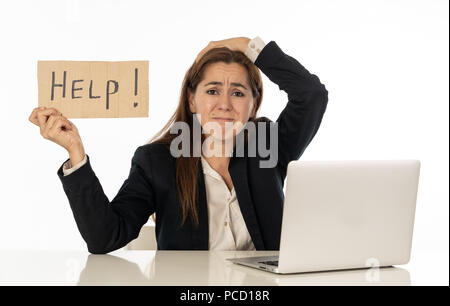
[228,160,421,274]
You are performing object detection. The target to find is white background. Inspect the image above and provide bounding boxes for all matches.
[0,0,447,285]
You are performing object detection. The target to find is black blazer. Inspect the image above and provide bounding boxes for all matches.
[57,41,328,254]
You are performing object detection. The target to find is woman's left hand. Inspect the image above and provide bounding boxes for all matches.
[195,37,251,63]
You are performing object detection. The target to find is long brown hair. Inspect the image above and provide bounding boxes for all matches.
[147,46,264,228]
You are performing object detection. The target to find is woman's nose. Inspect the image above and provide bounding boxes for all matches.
[217,94,232,111]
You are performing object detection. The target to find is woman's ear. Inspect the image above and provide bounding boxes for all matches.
[188,90,196,113]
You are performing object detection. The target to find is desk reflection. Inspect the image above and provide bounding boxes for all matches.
[77,251,411,286]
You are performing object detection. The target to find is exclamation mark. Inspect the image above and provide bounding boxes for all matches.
[133,68,138,108]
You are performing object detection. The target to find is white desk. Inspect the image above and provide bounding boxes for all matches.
[0,250,411,286]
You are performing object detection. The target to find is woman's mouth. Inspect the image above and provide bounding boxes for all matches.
[213,117,234,123]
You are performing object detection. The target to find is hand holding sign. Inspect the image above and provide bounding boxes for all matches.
[29,106,85,164]
[34,60,149,166]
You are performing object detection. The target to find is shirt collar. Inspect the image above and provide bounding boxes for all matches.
[200,155,224,182]
[200,156,236,195]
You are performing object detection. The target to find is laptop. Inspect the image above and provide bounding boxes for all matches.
[228,160,421,274]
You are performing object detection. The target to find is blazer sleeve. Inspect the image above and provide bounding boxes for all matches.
[254,41,328,175]
[57,146,155,254]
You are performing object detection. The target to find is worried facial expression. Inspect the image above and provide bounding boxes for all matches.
[188,62,256,140]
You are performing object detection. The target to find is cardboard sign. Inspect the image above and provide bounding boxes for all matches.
[38,61,148,118]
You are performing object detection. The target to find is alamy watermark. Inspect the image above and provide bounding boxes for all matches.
[169,114,278,168]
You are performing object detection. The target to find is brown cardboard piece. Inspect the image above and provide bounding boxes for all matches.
[38,61,149,118]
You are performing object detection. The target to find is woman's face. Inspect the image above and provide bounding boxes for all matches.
[188,62,256,141]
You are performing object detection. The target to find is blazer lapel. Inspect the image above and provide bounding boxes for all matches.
[191,159,209,250]
[228,155,265,250]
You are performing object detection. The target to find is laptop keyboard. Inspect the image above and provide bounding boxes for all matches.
[258,260,279,266]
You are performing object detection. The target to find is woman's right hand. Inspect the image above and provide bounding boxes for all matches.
[29,106,85,158]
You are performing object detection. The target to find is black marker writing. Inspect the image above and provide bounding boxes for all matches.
[51,71,66,101]
[106,80,119,110]
[134,68,138,107]
[134,68,138,96]
[89,80,100,99]
[72,80,83,99]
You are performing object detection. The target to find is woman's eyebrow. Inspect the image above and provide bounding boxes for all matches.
[204,81,248,90]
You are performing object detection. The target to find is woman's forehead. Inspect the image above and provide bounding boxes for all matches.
[202,62,249,84]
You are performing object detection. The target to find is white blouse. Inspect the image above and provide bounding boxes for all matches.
[200,156,255,250]
[62,36,267,250]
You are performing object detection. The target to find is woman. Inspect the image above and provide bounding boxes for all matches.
[29,36,328,253]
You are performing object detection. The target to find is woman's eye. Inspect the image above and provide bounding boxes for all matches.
[206,89,244,97]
